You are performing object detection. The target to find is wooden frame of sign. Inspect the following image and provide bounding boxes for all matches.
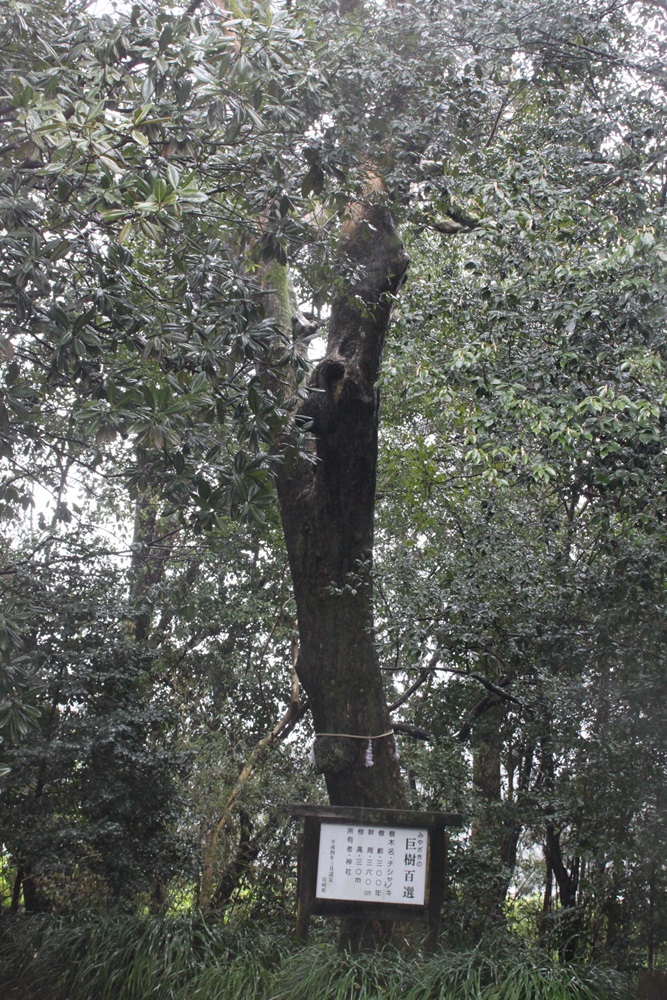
[288,804,462,947]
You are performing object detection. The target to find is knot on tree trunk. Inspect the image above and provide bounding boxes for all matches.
[312,735,358,775]
[299,355,375,436]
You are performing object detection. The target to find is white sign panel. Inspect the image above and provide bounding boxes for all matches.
[316,822,428,906]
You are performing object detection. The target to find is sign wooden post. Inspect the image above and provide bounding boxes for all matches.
[289,804,462,946]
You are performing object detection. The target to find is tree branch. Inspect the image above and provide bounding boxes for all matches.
[392,722,434,741]
[387,649,439,712]
[455,674,516,742]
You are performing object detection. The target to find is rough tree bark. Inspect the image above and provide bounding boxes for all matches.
[275,197,408,812]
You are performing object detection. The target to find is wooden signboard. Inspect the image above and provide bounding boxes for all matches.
[289,804,462,946]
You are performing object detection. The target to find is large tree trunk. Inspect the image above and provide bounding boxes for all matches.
[276,198,408,810]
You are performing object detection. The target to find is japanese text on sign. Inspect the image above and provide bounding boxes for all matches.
[315,822,428,905]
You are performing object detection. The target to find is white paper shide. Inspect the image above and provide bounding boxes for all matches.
[315,822,428,905]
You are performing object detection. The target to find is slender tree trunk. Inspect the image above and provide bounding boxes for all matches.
[199,671,304,910]
[544,822,582,961]
[540,856,554,948]
[276,199,408,810]
[470,703,504,925]
[469,701,521,927]
[20,864,50,913]
[211,809,260,910]
[537,718,583,960]
[10,865,23,912]
[647,861,657,969]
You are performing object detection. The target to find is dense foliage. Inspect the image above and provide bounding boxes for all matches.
[0,0,666,986]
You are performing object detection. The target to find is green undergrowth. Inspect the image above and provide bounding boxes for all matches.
[0,914,632,1000]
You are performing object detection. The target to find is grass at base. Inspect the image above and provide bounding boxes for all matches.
[0,913,633,1000]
